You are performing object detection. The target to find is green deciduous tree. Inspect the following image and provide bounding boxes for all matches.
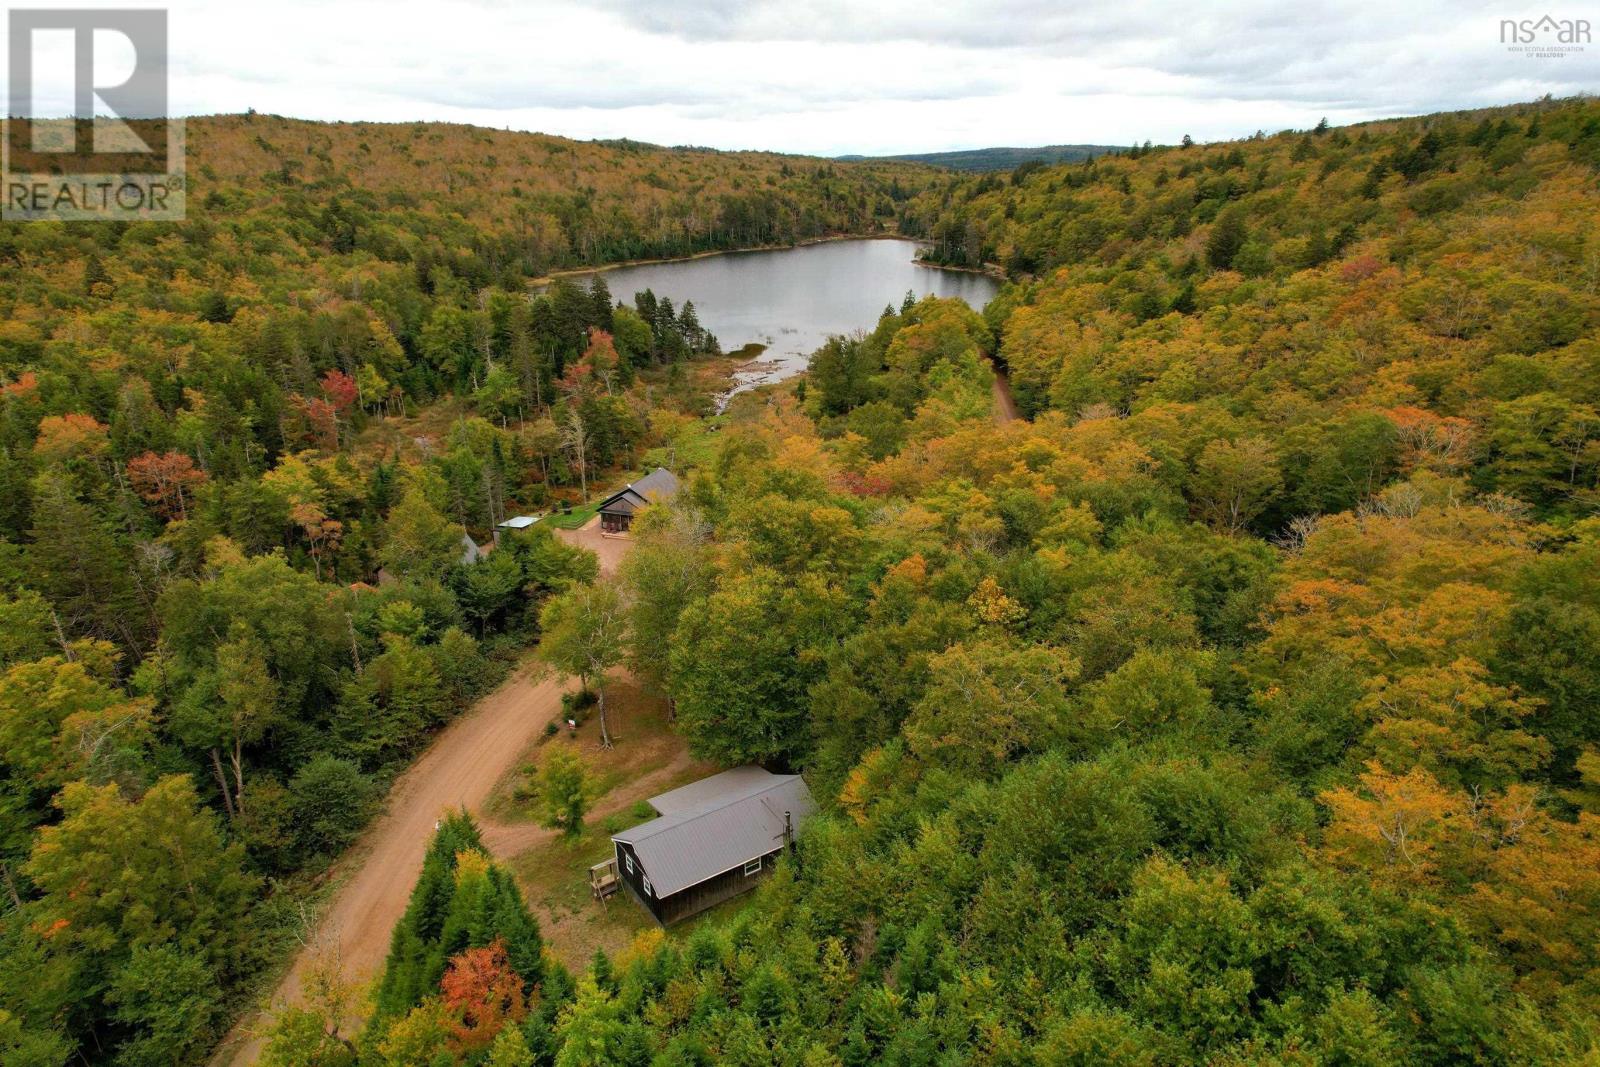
[619,506,714,700]
[382,484,466,583]
[535,748,590,836]
[23,776,256,1055]
[106,944,223,1067]
[669,568,852,765]
[538,580,628,748]
[903,639,1080,776]
[288,754,378,859]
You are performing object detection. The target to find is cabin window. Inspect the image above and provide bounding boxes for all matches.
[623,854,633,875]
[641,875,653,896]
[743,857,762,876]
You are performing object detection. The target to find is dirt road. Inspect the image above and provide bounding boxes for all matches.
[215,525,625,1066]
[992,365,1020,423]
[216,665,575,1064]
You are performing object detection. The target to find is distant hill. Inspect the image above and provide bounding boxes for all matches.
[838,144,1122,172]
[144,114,941,277]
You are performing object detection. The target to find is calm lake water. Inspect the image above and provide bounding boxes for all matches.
[564,237,1001,407]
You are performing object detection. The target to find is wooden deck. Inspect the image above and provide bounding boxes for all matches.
[589,858,620,902]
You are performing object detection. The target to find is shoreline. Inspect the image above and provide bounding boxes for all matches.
[914,257,1008,281]
[528,231,975,286]
[531,235,1005,410]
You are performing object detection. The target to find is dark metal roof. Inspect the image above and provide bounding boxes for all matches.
[597,467,680,514]
[646,766,777,815]
[612,767,815,897]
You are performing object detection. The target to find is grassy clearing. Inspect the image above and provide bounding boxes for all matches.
[506,806,749,964]
[507,825,657,963]
[486,678,699,823]
[492,677,720,964]
[540,501,601,530]
[643,414,724,473]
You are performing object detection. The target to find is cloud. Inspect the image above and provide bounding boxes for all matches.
[4,0,1594,154]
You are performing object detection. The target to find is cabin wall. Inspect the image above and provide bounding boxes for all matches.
[613,840,664,922]
[653,848,784,925]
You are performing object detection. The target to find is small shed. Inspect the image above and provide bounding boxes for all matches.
[498,515,541,531]
[494,515,541,545]
[596,468,679,534]
[611,767,814,925]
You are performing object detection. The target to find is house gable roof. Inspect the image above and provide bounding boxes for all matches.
[645,766,777,815]
[612,767,815,897]
[598,468,679,515]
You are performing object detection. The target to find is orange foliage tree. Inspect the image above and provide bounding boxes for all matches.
[438,938,527,1054]
[126,450,207,520]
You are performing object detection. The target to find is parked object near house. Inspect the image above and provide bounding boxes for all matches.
[597,468,680,534]
[611,766,815,925]
[459,533,485,565]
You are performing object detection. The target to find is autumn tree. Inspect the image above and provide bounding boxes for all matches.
[441,939,527,1054]
[1190,436,1281,532]
[126,451,207,520]
[1320,762,1461,885]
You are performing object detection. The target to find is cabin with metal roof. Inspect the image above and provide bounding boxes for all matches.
[610,766,815,924]
[596,467,680,534]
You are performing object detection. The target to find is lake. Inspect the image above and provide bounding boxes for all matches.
[562,237,1002,407]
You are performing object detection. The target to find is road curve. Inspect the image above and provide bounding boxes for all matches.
[215,523,623,1066]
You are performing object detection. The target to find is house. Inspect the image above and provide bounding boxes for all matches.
[596,467,679,534]
[610,766,815,925]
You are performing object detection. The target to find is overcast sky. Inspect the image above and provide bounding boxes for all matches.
[5,0,1597,155]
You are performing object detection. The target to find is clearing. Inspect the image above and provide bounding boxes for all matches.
[486,677,717,962]
[216,523,667,1065]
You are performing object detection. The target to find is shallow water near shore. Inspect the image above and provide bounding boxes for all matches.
[562,237,1002,408]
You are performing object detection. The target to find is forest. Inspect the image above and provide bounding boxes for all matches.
[0,119,935,1064]
[3,96,1600,1065]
